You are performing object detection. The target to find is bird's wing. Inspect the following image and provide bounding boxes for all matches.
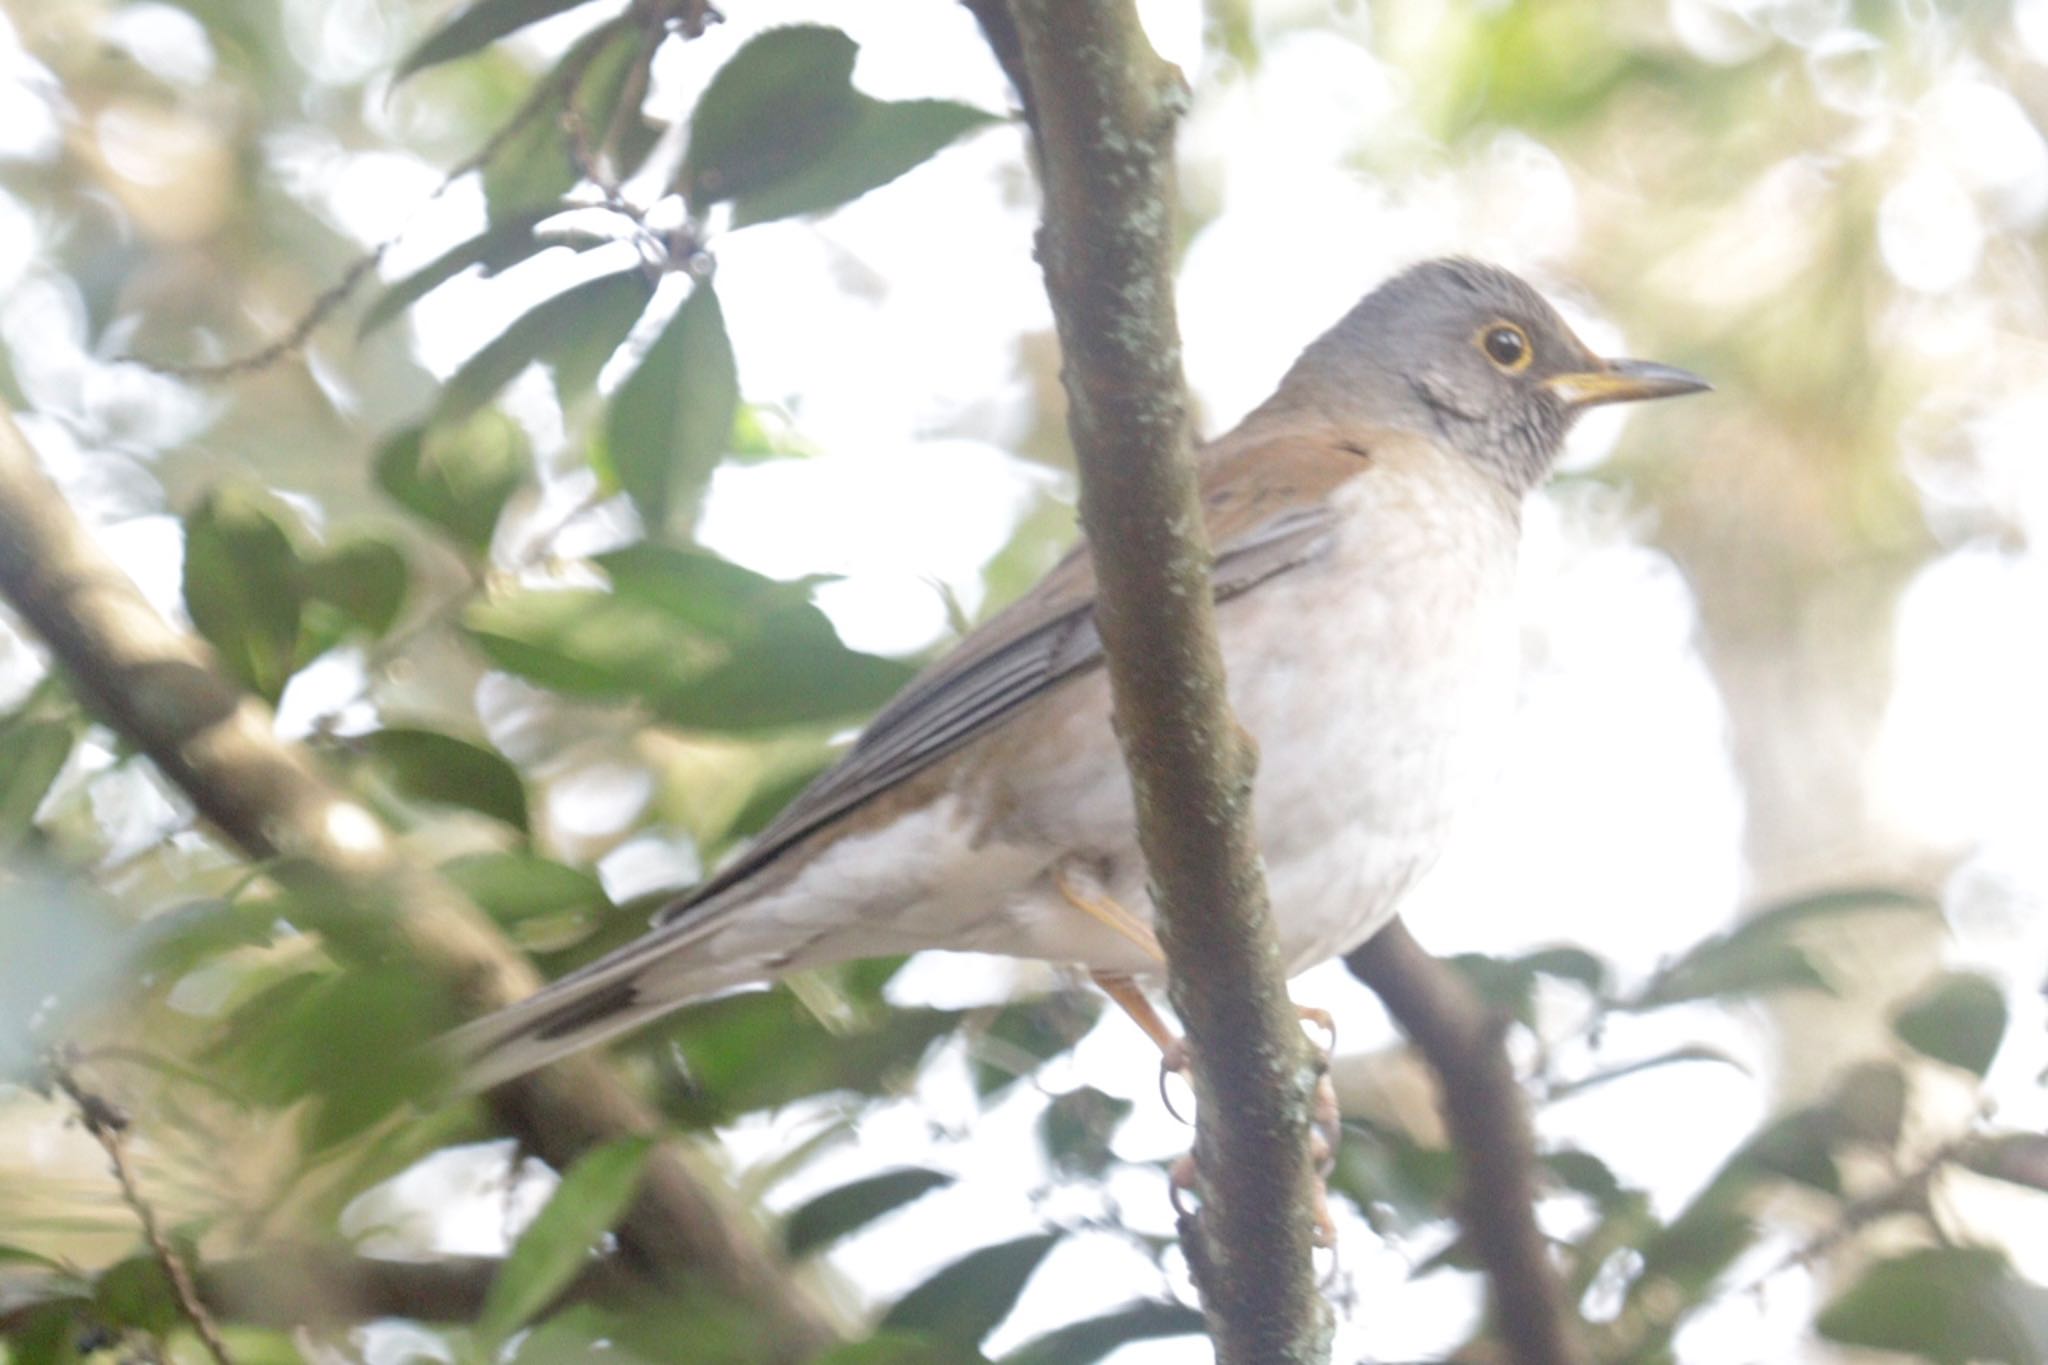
[658,421,1375,924]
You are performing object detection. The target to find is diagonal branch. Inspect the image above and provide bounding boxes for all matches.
[996,3,1330,1359]
[0,401,836,1362]
[1347,920,1582,1365]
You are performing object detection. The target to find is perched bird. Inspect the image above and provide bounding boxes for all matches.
[454,258,1706,1091]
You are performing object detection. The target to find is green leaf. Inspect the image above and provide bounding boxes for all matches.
[182,486,306,702]
[1000,1301,1206,1365]
[733,96,996,226]
[359,206,561,337]
[681,26,862,213]
[213,965,453,1153]
[814,1336,984,1365]
[0,719,72,851]
[480,1135,655,1345]
[1037,1085,1131,1178]
[1818,1247,2048,1363]
[484,19,648,222]
[1548,1044,1749,1101]
[434,267,650,424]
[396,0,592,80]
[300,534,408,639]
[356,727,529,831]
[1629,938,1833,1009]
[879,1232,1060,1344]
[375,411,530,555]
[1892,971,2008,1078]
[464,587,720,697]
[599,281,738,530]
[650,604,914,732]
[598,542,816,635]
[970,994,1102,1099]
[92,1256,180,1336]
[783,1167,955,1258]
[443,851,610,931]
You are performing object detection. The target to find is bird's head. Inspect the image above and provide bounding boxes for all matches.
[1279,258,1709,492]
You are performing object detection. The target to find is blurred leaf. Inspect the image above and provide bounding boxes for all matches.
[599,281,738,530]
[1738,1106,1844,1195]
[464,587,718,697]
[359,206,560,336]
[6,1304,86,1365]
[1739,884,1941,936]
[0,719,72,852]
[1038,1085,1131,1178]
[1831,1059,1909,1149]
[92,1256,179,1337]
[1545,1148,1627,1209]
[443,851,609,930]
[375,412,530,555]
[1000,1300,1206,1364]
[879,1231,1060,1344]
[434,267,650,425]
[1629,938,1832,1010]
[599,543,817,636]
[356,727,529,831]
[651,609,913,732]
[395,0,591,79]
[483,19,644,221]
[1549,1043,1748,1101]
[1892,972,2007,1078]
[1445,945,1609,1022]
[782,1167,954,1258]
[129,895,281,984]
[1817,1247,2048,1363]
[211,965,452,1153]
[508,1305,659,1365]
[732,97,996,226]
[971,994,1101,1098]
[183,486,305,701]
[480,1135,654,1346]
[814,1336,985,1365]
[1960,1134,2048,1194]
[1634,1201,1756,1304]
[300,534,409,640]
[652,989,963,1125]
[681,26,861,213]
[1329,1123,1459,1235]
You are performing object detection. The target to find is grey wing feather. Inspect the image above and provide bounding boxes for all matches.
[656,502,1339,924]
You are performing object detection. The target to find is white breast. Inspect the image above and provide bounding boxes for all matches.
[1219,458,1522,971]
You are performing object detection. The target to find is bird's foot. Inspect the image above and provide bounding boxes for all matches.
[1158,1003,1343,1249]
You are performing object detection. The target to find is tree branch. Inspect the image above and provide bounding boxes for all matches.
[998,4,1329,1359]
[1347,921,1582,1365]
[0,401,836,1362]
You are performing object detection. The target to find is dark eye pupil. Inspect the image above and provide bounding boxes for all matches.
[1485,327,1526,365]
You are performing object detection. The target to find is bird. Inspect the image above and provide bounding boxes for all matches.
[452,258,1707,1092]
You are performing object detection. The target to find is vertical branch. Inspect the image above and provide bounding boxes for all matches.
[1347,922,1582,1365]
[1000,3,1329,1360]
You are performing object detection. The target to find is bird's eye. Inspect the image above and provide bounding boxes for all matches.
[1479,323,1532,372]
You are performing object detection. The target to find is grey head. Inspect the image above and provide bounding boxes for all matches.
[1269,258,1708,492]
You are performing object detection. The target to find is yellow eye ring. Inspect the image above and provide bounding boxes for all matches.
[1477,322,1533,372]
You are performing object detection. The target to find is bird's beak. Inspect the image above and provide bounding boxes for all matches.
[1543,358,1711,409]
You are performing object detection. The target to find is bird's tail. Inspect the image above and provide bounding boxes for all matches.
[443,908,760,1094]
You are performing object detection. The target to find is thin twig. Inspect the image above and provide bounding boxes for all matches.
[48,1056,237,1365]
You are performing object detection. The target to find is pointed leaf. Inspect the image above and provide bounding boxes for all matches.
[464,587,719,697]
[599,281,737,529]
[396,0,591,80]
[734,97,996,226]
[0,720,72,851]
[375,412,530,555]
[783,1167,954,1258]
[1628,938,1833,1009]
[443,851,609,929]
[650,603,913,731]
[1892,971,2007,1078]
[480,1135,655,1345]
[1000,1301,1205,1365]
[1548,1043,1748,1101]
[434,267,649,424]
[359,206,561,336]
[182,487,306,702]
[1038,1085,1131,1178]
[357,727,529,832]
[681,26,861,212]
[484,19,645,221]
[1817,1247,2048,1363]
[880,1232,1060,1344]
[301,534,409,639]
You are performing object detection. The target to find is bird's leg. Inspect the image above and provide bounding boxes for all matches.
[1055,866,1338,1247]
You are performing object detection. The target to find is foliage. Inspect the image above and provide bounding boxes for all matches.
[0,1,2040,1363]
